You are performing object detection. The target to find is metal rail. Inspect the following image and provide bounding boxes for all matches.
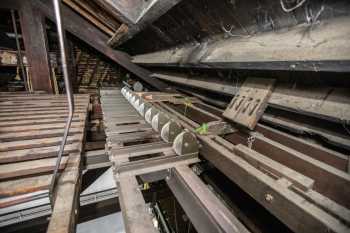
[49,0,75,207]
[10,9,28,92]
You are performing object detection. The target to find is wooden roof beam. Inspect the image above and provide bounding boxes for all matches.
[133,16,350,73]
[34,0,169,91]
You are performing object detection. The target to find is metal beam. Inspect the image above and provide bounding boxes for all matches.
[133,16,350,72]
[19,1,53,93]
[167,165,250,233]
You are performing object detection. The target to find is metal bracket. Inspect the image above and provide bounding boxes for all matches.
[161,120,183,143]
[173,131,199,156]
[151,112,170,132]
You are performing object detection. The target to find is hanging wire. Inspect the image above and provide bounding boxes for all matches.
[280,0,307,13]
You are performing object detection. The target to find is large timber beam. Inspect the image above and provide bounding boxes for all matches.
[99,0,183,47]
[166,165,249,233]
[133,16,350,72]
[33,0,169,91]
[19,1,53,93]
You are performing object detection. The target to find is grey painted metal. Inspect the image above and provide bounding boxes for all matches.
[172,131,199,156]
[161,120,183,143]
[49,0,75,207]
[151,112,170,132]
[145,107,159,124]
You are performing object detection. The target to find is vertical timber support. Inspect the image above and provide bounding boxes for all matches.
[19,1,53,93]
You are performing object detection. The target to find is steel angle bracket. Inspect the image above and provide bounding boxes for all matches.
[151,112,170,132]
[134,98,140,109]
[161,120,183,143]
[173,131,199,156]
[145,107,159,124]
[138,102,152,116]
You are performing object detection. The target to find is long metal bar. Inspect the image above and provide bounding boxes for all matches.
[49,0,75,207]
[10,9,28,92]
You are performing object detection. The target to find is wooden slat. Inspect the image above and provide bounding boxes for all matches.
[117,176,158,233]
[0,113,85,122]
[0,143,80,164]
[0,128,83,142]
[0,118,82,127]
[0,122,84,133]
[223,78,275,130]
[0,109,87,117]
[0,135,81,152]
[0,106,87,113]
[0,174,51,197]
[0,156,73,180]
[47,160,81,233]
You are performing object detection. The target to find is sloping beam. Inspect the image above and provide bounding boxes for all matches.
[133,16,350,72]
[19,1,53,93]
[1,1,54,93]
[34,0,169,91]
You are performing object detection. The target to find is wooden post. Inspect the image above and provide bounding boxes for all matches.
[19,1,53,93]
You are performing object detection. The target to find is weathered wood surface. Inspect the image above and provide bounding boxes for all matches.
[223,78,275,129]
[0,93,90,233]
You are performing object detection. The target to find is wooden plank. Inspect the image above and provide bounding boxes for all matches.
[0,113,85,122]
[117,175,158,233]
[223,78,275,130]
[252,135,350,209]
[0,128,83,142]
[167,165,249,233]
[133,16,350,73]
[0,110,86,117]
[107,23,129,46]
[0,106,87,113]
[0,143,80,164]
[19,1,53,93]
[256,124,349,171]
[0,156,73,180]
[0,174,51,197]
[47,156,81,233]
[234,144,314,191]
[0,122,84,133]
[0,135,81,152]
[0,118,82,127]
[200,135,350,233]
[63,0,114,36]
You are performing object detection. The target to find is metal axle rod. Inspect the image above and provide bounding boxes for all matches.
[49,0,75,207]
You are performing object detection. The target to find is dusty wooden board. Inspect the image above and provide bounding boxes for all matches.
[0,93,90,231]
[223,78,275,130]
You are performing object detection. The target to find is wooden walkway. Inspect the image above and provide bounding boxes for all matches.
[0,92,90,232]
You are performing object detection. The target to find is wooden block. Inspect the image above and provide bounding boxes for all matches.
[223,78,275,130]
